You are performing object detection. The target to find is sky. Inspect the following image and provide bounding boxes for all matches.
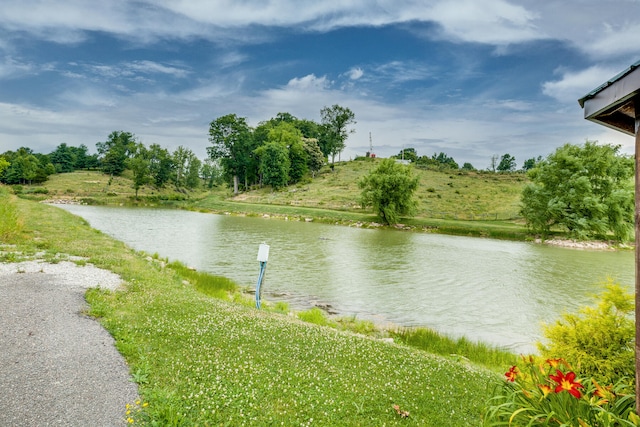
[1,1,640,169]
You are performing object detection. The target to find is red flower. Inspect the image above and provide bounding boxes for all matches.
[505,365,519,382]
[549,370,583,398]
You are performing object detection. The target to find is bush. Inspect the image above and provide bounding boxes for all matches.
[537,280,634,385]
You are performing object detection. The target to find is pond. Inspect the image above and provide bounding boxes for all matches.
[57,204,634,354]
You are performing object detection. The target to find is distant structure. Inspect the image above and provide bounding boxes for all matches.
[366,132,376,158]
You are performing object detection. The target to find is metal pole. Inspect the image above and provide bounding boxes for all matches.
[255,261,267,309]
[635,102,640,415]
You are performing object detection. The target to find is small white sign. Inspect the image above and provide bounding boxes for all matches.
[257,243,270,262]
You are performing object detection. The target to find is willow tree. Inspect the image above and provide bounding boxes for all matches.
[520,141,634,241]
[358,158,419,225]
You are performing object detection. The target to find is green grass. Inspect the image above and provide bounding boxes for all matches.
[2,186,508,426]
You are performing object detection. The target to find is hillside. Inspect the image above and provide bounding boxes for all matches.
[17,159,531,240]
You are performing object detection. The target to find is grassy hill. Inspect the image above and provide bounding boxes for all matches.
[16,158,531,239]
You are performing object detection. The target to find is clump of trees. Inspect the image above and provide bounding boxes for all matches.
[208,106,354,194]
[0,132,222,195]
[520,141,634,241]
[358,158,419,225]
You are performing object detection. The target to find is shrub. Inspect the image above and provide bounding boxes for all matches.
[537,280,634,384]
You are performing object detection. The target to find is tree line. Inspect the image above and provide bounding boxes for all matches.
[391,148,539,173]
[0,105,356,197]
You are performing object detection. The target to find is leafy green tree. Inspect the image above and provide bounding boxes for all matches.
[522,156,542,172]
[185,154,202,189]
[303,138,324,178]
[200,158,223,189]
[461,162,475,171]
[358,158,419,225]
[520,141,634,241]
[208,114,256,194]
[256,141,290,189]
[432,152,458,169]
[320,105,356,166]
[126,143,151,199]
[96,131,136,176]
[172,145,190,188]
[497,153,516,172]
[393,147,418,162]
[49,143,76,173]
[148,144,174,188]
[0,157,9,176]
[254,123,300,189]
[0,148,52,184]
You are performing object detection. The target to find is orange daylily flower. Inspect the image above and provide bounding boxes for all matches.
[505,365,519,382]
[539,384,552,397]
[549,370,584,399]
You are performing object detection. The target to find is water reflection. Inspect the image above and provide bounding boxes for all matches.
[57,204,634,354]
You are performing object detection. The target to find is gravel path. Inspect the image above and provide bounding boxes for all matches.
[0,261,139,426]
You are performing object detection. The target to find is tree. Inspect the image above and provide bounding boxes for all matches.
[200,158,223,189]
[302,138,324,178]
[461,162,475,171]
[0,157,9,176]
[393,147,418,163]
[520,141,634,241]
[208,114,256,194]
[185,153,202,189]
[148,144,174,188]
[489,154,499,172]
[358,158,419,225]
[49,143,76,173]
[522,156,542,172]
[497,153,516,172]
[96,131,136,176]
[126,143,151,199]
[256,141,290,189]
[320,105,356,167]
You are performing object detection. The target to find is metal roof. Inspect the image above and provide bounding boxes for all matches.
[578,59,640,135]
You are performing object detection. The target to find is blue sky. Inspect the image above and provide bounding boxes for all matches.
[2,1,640,169]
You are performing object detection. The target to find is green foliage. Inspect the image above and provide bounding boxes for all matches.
[484,356,638,426]
[359,158,419,224]
[0,147,53,184]
[256,140,290,189]
[538,280,635,385]
[96,131,137,176]
[148,144,174,188]
[497,153,516,172]
[521,141,634,241]
[207,114,257,193]
[319,104,356,163]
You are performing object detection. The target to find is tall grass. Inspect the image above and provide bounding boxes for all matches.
[391,327,518,370]
[167,260,238,298]
[0,187,23,241]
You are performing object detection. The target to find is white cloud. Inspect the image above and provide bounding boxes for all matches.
[541,65,621,103]
[285,74,331,91]
[347,67,364,80]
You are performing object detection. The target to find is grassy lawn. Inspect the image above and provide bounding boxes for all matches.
[1,186,506,426]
